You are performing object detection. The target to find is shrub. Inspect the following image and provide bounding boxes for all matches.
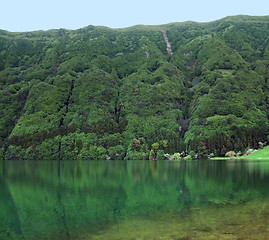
[189,150,196,159]
[172,152,181,160]
[164,153,171,160]
[149,149,156,160]
[184,155,192,160]
[258,141,264,149]
[208,153,214,158]
[237,151,242,156]
[132,138,141,151]
[125,150,147,160]
[0,147,5,160]
[157,150,165,160]
[245,148,254,155]
[225,151,236,157]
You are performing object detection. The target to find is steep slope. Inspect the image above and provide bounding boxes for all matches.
[0,15,269,159]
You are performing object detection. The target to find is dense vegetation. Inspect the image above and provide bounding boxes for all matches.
[1,15,269,160]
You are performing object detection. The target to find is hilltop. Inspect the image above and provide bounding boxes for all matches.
[0,15,269,160]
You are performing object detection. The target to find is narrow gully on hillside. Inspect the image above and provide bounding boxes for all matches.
[114,90,121,124]
[58,80,75,158]
[161,30,173,56]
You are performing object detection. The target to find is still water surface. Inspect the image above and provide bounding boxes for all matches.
[1,160,269,240]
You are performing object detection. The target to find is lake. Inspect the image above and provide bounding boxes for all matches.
[1,159,269,240]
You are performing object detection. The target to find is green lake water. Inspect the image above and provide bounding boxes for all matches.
[1,160,269,240]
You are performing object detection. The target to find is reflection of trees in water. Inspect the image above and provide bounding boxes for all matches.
[0,177,24,240]
[177,181,192,209]
[0,161,129,240]
[1,160,269,239]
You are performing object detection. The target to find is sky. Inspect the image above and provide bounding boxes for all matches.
[1,0,269,32]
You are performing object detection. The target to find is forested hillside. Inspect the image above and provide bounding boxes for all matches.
[1,15,269,160]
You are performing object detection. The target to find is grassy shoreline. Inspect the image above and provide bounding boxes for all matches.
[211,146,269,160]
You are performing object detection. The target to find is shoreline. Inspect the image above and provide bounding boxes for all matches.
[211,146,269,160]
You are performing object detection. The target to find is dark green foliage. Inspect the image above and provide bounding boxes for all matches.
[1,15,269,159]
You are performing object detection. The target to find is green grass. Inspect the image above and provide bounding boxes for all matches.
[243,146,269,160]
[212,146,269,160]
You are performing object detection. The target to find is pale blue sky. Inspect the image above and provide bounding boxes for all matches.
[1,0,269,32]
